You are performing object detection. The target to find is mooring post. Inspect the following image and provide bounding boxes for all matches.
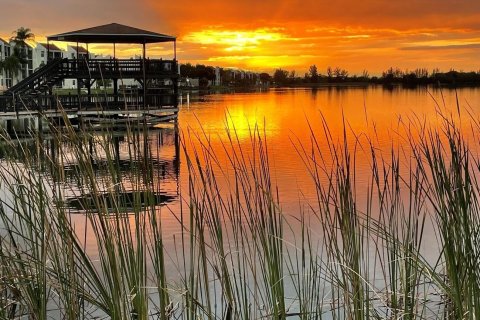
[23,118,29,134]
[173,122,180,187]
[142,42,146,109]
[114,79,118,106]
[6,120,13,137]
[38,114,43,133]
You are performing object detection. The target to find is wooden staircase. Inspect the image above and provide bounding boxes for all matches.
[7,58,69,97]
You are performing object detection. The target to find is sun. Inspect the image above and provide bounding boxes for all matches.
[184,28,286,52]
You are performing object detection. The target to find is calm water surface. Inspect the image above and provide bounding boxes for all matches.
[179,86,480,206]
[59,86,480,256]
[2,86,477,250]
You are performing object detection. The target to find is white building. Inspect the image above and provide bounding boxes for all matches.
[17,42,34,80]
[0,39,49,90]
[0,38,12,91]
[34,43,63,70]
[66,45,93,61]
[0,39,33,90]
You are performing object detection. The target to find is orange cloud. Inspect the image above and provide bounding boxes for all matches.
[175,24,480,74]
[148,0,480,33]
[141,0,480,73]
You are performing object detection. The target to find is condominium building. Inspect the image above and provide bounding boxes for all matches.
[35,43,63,68]
[0,39,34,91]
[0,38,12,91]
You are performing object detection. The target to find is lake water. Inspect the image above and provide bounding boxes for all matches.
[60,85,480,276]
[176,85,480,221]
[1,85,480,317]
[7,85,479,266]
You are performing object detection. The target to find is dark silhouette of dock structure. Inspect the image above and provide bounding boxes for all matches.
[0,23,179,130]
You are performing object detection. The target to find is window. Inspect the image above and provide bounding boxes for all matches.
[73,80,76,86]
[41,51,45,58]
[71,53,75,59]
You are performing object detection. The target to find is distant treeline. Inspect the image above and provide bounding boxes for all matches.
[179,63,480,88]
[272,65,480,86]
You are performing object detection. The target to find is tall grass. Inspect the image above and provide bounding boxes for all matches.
[0,104,479,319]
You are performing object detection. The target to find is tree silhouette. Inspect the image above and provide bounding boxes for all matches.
[0,52,23,77]
[1,27,35,80]
[326,66,333,82]
[309,65,319,83]
[259,72,271,84]
[273,69,288,85]
[333,67,348,81]
[10,27,35,49]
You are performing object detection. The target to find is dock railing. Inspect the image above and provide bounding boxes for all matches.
[72,58,177,79]
[0,58,178,113]
[0,92,177,113]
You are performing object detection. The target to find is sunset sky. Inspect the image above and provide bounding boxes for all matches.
[1,0,479,75]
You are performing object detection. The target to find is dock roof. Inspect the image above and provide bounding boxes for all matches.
[47,23,176,44]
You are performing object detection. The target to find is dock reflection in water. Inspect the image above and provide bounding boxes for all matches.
[0,125,181,256]
[58,129,180,213]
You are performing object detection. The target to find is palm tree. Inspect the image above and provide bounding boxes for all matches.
[1,51,23,77]
[10,27,35,49]
[7,27,35,79]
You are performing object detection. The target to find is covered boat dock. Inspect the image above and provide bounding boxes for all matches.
[0,23,179,128]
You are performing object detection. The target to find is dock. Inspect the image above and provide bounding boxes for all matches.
[0,23,179,132]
